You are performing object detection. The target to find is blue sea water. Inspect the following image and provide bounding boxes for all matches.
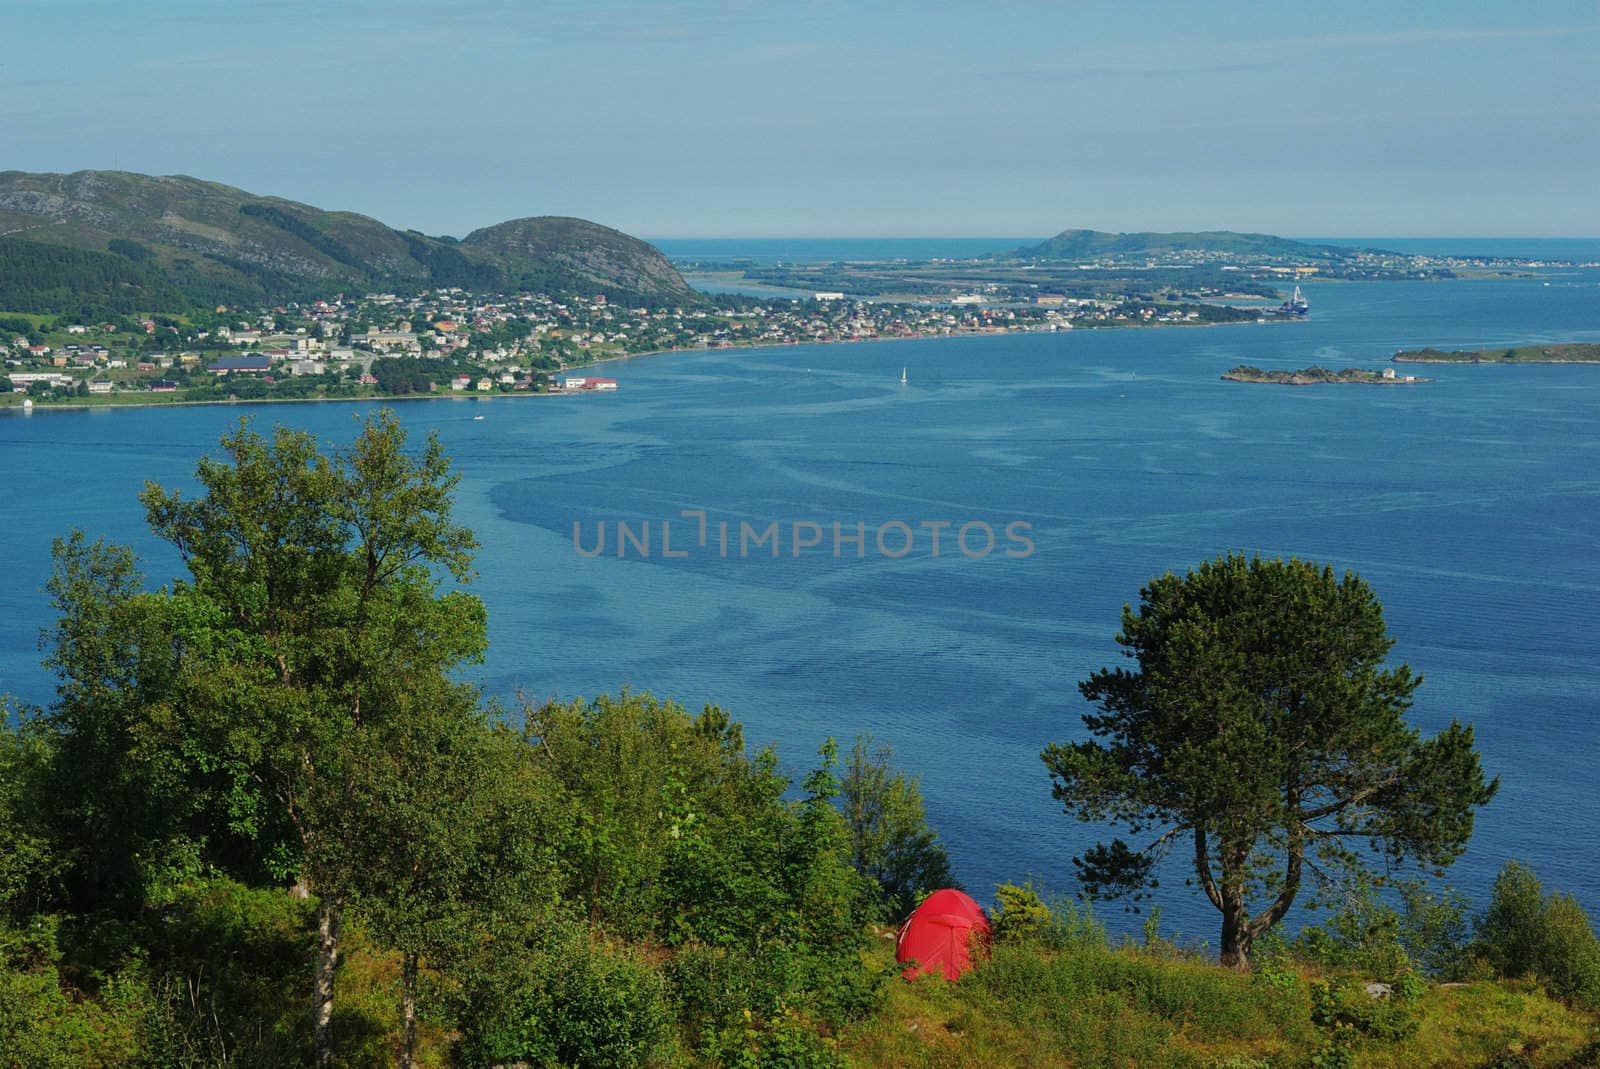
[3,272,1599,939]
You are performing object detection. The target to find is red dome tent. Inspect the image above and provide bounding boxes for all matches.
[895,889,991,981]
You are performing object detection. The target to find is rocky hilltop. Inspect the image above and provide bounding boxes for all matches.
[0,170,692,310]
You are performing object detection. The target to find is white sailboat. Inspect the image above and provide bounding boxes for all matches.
[900,367,908,385]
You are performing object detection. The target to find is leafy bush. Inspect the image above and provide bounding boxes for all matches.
[1296,876,1473,982]
[1474,862,1600,1006]
[992,882,1052,943]
[530,698,883,1034]
[0,917,144,1068]
[459,923,671,1069]
[1311,977,1418,1041]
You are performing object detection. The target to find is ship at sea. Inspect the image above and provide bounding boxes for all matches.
[1277,284,1310,317]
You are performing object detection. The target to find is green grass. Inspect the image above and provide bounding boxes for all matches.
[836,938,1598,1069]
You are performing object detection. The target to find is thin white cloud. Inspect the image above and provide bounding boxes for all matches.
[993,63,1274,81]
[1242,24,1598,50]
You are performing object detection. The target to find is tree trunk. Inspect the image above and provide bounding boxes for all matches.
[313,896,344,1067]
[1219,888,1252,969]
[399,951,419,1069]
[1217,837,1253,971]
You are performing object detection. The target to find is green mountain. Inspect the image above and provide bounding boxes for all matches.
[0,170,693,312]
[1015,228,1367,261]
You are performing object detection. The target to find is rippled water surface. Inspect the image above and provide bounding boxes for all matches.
[3,272,1598,936]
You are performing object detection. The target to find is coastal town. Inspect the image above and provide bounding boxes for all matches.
[0,287,1247,406]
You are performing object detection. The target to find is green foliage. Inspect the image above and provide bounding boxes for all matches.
[1295,875,1472,982]
[0,237,189,317]
[838,736,956,921]
[132,878,320,1067]
[106,238,155,263]
[398,231,503,290]
[1250,931,1303,1001]
[1044,552,1497,965]
[39,534,202,913]
[522,696,881,1055]
[992,881,1052,943]
[0,917,144,1068]
[1310,977,1419,1043]
[0,719,60,920]
[0,314,39,337]
[36,411,488,1063]
[1474,862,1600,1006]
[459,921,671,1069]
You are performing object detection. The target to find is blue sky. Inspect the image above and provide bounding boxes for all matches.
[4,0,1598,237]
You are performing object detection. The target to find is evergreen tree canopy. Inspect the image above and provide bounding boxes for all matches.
[1043,553,1497,968]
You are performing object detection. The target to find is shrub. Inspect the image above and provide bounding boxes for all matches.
[1295,876,1472,983]
[1474,862,1600,1006]
[459,924,671,1069]
[992,882,1052,943]
[666,945,850,1068]
[1309,977,1419,1047]
[0,917,144,1068]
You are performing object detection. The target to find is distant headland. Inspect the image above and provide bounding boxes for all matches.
[1394,343,1600,364]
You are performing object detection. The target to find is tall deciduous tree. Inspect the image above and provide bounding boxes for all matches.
[328,698,555,1069]
[135,409,483,1064]
[839,735,956,920]
[1043,553,1497,969]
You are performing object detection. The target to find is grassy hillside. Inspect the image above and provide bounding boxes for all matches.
[0,169,692,311]
[841,936,1599,1069]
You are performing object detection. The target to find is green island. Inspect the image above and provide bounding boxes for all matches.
[1223,364,1432,385]
[1395,343,1600,364]
[3,413,1598,1069]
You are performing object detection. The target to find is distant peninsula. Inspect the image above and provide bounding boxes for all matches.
[1015,229,1378,261]
[1394,343,1600,364]
[1222,364,1430,385]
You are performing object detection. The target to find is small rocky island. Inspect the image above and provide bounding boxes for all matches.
[1394,343,1600,363]
[1222,364,1430,385]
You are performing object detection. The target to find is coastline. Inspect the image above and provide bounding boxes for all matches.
[578,315,1301,371]
[0,390,571,413]
[3,317,1295,414]
[1394,357,1600,365]
[1222,374,1432,386]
